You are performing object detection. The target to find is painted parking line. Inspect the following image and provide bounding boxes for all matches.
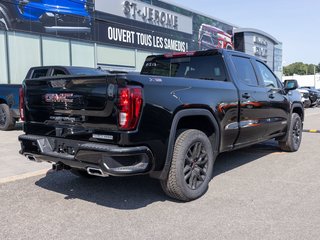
[303,129,320,133]
[0,169,51,185]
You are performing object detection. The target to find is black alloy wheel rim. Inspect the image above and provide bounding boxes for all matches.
[292,119,301,146]
[183,141,209,190]
[0,107,6,126]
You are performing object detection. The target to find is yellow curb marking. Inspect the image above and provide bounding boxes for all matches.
[309,129,318,133]
[0,169,51,185]
[271,152,287,155]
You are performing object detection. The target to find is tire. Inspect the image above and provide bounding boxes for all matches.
[0,103,15,131]
[303,101,311,108]
[279,113,302,152]
[0,6,11,31]
[161,129,215,201]
[70,168,96,178]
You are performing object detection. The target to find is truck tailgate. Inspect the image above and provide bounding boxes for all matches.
[24,75,119,132]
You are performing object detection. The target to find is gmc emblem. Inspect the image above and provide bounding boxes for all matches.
[45,93,74,103]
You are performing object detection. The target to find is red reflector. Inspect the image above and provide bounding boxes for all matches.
[118,87,143,130]
[19,87,25,121]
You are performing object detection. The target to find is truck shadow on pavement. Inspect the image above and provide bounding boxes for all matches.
[35,140,282,209]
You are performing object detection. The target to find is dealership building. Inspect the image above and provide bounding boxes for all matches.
[0,0,283,85]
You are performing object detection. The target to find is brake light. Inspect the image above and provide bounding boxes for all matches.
[164,51,195,58]
[118,86,143,130]
[19,87,25,121]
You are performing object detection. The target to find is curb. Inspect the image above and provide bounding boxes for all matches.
[303,129,320,133]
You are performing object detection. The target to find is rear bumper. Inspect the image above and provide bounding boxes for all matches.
[19,134,154,176]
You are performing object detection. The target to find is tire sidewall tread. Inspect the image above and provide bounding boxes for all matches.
[0,103,15,131]
[161,129,214,201]
[279,113,302,152]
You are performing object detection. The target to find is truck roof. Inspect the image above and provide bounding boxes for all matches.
[146,48,255,61]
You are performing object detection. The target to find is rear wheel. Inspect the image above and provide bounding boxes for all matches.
[0,7,11,30]
[279,113,302,152]
[0,103,15,131]
[161,129,214,201]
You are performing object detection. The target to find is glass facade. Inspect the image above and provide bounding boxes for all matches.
[0,31,8,84]
[42,37,70,66]
[0,0,282,84]
[0,30,150,84]
[8,32,41,84]
[274,43,283,79]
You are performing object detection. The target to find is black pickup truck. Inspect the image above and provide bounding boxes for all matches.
[19,49,303,201]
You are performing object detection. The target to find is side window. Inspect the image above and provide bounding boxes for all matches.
[201,35,213,44]
[52,69,67,77]
[256,61,279,88]
[31,69,48,78]
[231,56,258,86]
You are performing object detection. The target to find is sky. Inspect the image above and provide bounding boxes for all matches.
[170,0,319,66]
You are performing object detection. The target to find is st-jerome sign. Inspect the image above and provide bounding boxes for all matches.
[95,0,193,34]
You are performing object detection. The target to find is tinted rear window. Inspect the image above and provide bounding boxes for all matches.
[141,55,226,81]
[31,69,48,78]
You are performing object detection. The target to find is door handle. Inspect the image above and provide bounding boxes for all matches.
[269,93,275,99]
[242,93,250,99]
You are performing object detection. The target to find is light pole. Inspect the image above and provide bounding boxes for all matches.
[314,65,316,88]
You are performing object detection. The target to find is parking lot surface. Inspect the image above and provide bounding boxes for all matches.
[1,108,320,240]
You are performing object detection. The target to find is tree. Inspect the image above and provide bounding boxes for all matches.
[283,62,318,76]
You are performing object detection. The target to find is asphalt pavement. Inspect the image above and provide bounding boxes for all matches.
[1,108,320,240]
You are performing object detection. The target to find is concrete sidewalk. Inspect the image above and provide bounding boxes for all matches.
[0,128,50,180]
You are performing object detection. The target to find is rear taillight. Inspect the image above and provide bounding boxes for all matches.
[19,87,25,121]
[118,86,143,130]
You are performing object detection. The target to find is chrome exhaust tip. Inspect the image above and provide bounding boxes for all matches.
[87,167,108,177]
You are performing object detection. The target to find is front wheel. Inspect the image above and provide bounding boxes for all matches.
[161,129,215,201]
[279,113,302,152]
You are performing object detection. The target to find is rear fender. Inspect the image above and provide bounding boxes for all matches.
[159,109,220,180]
[278,102,304,142]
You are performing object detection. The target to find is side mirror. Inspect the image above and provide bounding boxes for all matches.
[284,80,299,91]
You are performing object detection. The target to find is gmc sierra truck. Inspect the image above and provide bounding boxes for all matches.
[19,49,303,201]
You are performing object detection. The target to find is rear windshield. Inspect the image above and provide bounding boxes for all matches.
[31,69,48,78]
[141,55,226,81]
